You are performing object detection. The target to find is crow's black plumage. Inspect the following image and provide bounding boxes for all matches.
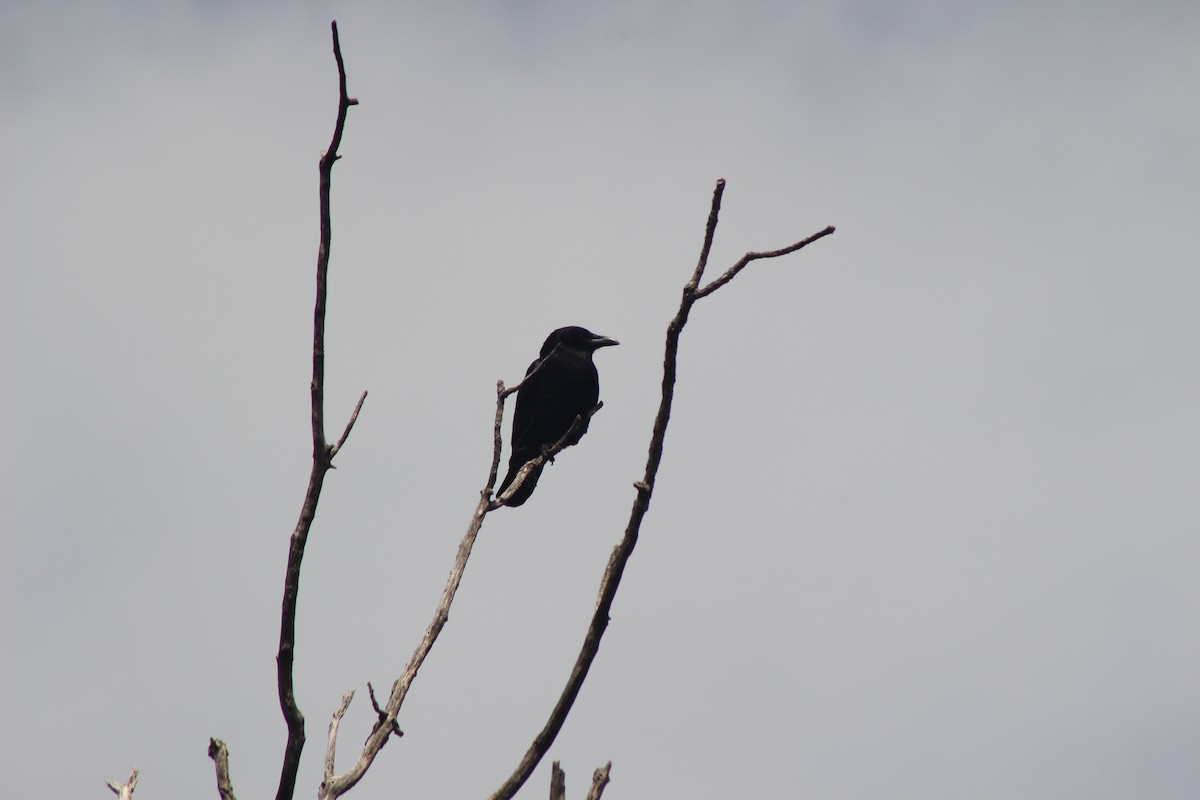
[498,326,619,506]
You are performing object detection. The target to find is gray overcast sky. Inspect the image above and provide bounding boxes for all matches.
[3,1,1199,798]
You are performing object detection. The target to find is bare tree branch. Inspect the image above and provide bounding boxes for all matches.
[586,762,613,800]
[320,690,356,792]
[487,380,509,490]
[330,390,368,460]
[550,762,566,800]
[207,740,237,800]
[317,337,603,797]
[488,179,834,800]
[318,490,486,798]
[693,224,837,299]
[259,20,363,800]
[547,760,610,800]
[106,768,138,800]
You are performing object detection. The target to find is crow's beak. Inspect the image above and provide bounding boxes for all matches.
[591,335,619,349]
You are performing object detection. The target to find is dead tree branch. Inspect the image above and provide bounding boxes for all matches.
[317,373,601,799]
[319,690,356,795]
[271,20,362,800]
[550,762,567,800]
[330,390,369,461]
[586,762,613,800]
[489,179,834,800]
[106,768,138,800]
[693,224,836,298]
[548,761,611,800]
[207,740,237,800]
[201,19,362,800]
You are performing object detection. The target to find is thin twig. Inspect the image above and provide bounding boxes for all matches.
[685,178,727,293]
[322,691,356,789]
[498,344,559,400]
[106,768,138,800]
[330,390,368,460]
[208,740,238,800]
[488,380,509,490]
[693,225,836,298]
[488,180,834,800]
[488,345,565,487]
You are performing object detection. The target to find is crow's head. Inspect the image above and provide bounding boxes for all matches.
[541,326,619,357]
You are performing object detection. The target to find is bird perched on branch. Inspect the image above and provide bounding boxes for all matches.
[498,326,619,507]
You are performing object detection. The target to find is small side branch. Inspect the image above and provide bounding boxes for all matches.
[106,768,138,800]
[330,390,368,460]
[485,352,568,500]
[321,691,356,789]
[208,739,238,800]
[488,179,833,800]
[693,225,836,298]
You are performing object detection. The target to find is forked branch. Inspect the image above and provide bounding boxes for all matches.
[208,19,364,800]
[488,179,834,800]
[106,768,138,800]
[317,353,603,799]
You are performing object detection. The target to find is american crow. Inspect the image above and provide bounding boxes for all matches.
[498,326,619,506]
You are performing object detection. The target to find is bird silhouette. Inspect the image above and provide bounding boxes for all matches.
[498,326,619,506]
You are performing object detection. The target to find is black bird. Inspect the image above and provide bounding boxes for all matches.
[498,326,619,506]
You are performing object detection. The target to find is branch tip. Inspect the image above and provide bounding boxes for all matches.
[106,768,139,800]
[330,390,368,459]
[586,762,613,800]
[209,739,238,800]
